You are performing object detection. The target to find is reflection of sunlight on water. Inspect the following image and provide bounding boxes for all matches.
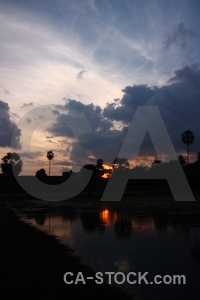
[16,204,200,300]
[100,209,157,232]
[100,209,109,225]
[23,209,158,240]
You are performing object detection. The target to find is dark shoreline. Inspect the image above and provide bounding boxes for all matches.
[0,197,131,300]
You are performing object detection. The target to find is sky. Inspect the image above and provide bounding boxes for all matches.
[0,0,200,175]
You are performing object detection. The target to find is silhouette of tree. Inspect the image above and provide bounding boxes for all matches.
[82,164,96,172]
[35,168,47,179]
[131,165,148,177]
[181,130,195,163]
[96,158,103,170]
[47,151,54,176]
[153,158,162,165]
[81,160,105,178]
[95,158,105,177]
[62,170,72,178]
[113,158,130,170]
[1,152,22,175]
[195,152,200,165]
[178,155,187,166]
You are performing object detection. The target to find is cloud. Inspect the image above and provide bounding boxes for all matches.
[52,160,73,167]
[168,64,200,87]
[48,98,123,165]
[0,100,21,148]
[20,102,34,108]
[49,64,200,166]
[52,109,60,116]
[104,64,200,156]
[71,128,126,166]
[11,112,20,119]
[19,151,44,159]
[25,118,32,124]
[50,99,112,137]
[103,85,157,123]
[86,0,97,12]
[162,23,198,51]
[46,135,54,139]
[1,1,199,169]
[48,140,55,144]
[76,70,87,80]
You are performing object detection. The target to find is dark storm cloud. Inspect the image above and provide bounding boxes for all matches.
[20,102,34,108]
[76,70,87,80]
[66,99,111,132]
[50,99,112,138]
[71,128,126,165]
[162,23,198,50]
[49,64,200,165]
[0,100,21,148]
[104,64,200,155]
[168,64,200,87]
[49,99,124,164]
[49,114,74,138]
[103,85,158,123]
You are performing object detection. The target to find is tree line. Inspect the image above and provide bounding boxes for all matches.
[0,130,198,178]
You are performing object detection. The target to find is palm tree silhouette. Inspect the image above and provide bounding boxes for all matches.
[47,151,54,176]
[181,130,195,164]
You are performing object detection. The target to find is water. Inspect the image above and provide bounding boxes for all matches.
[13,203,200,300]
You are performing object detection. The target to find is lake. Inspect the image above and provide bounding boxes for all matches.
[12,201,200,300]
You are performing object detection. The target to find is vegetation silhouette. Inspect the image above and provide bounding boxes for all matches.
[47,150,54,176]
[181,130,195,163]
[153,159,162,165]
[81,159,112,179]
[0,129,200,194]
[35,168,48,180]
[113,157,130,170]
[1,152,22,176]
[178,155,187,166]
[196,152,200,165]
[95,158,104,177]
